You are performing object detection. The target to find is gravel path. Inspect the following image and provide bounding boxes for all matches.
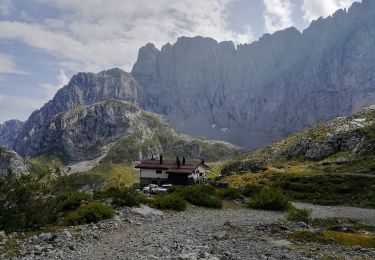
[12,204,375,260]
[293,202,375,225]
[51,208,307,260]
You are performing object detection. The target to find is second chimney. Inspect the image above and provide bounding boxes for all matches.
[182,156,186,165]
[176,155,181,168]
[160,154,163,164]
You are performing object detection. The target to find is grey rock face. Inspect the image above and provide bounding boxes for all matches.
[31,100,140,163]
[13,68,142,156]
[22,99,241,163]
[0,146,30,176]
[0,120,24,149]
[131,0,375,150]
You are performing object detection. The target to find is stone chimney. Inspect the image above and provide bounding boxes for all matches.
[176,155,181,168]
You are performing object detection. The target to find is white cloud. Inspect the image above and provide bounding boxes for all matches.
[0,0,254,72]
[0,94,41,123]
[302,0,361,22]
[263,0,294,33]
[0,0,13,16]
[41,70,69,101]
[0,53,27,74]
[0,70,70,123]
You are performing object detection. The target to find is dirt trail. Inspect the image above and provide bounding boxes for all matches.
[293,202,375,225]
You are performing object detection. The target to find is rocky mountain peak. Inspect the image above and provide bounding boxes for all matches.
[0,120,24,149]
[13,69,142,156]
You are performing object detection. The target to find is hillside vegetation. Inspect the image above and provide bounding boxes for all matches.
[219,106,375,208]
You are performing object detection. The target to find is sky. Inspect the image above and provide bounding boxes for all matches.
[0,0,361,123]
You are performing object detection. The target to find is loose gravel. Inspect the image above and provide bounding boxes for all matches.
[4,204,375,260]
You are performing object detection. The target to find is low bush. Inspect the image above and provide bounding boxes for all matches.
[94,187,144,207]
[248,188,289,211]
[54,191,90,212]
[153,194,187,211]
[0,174,56,232]
[216,188,242,200]
[287,205,312,223]
[242,184,263,197]
[170,185,222,209]
[63,202,114,226]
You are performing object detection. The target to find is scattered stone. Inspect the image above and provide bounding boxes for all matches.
[0,231,6,240]
[64,230,73,239]
[41,233,57,242]
[214,231,228,240]
[255,224,269,232]
[223,220,235,228]
[297,222,309,229]
[279,225,289,232]
[131,205,164,217]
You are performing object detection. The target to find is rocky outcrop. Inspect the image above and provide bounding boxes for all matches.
[13,68,142,156]
[221,105,375,175]
[131,0,375,150]
[23,99,241,164]
[0,120,24,149]
[0,146,30,176]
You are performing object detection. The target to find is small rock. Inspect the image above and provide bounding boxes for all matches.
[279,225,289,232]
[297,222,309,228]
[213,231,227,240]
[255,224,269,232]
[41,233,57,242]
[223,220,234,228]
[64,230,72,239]
[68,244,76,250]
[162,246,170,253]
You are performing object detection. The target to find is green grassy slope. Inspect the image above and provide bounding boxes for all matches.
[219,106,375,208]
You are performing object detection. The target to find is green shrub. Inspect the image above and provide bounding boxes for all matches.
[63,202,114,226]
[54,192,90,212]
[153,194,187,211]
[0,174,56,232]
[216,188,242,200]
[248,188,289,211]
[287,205,312,223]
[170,185,222,209]
[242,184,263,197]
[94,187,144,207]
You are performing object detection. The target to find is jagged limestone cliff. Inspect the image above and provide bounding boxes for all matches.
[0,120,24,149]
[131,0,375,150]
[20,99,241,164]
[13,68,141,156]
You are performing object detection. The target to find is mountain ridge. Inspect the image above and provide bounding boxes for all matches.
[131,0,375,149]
